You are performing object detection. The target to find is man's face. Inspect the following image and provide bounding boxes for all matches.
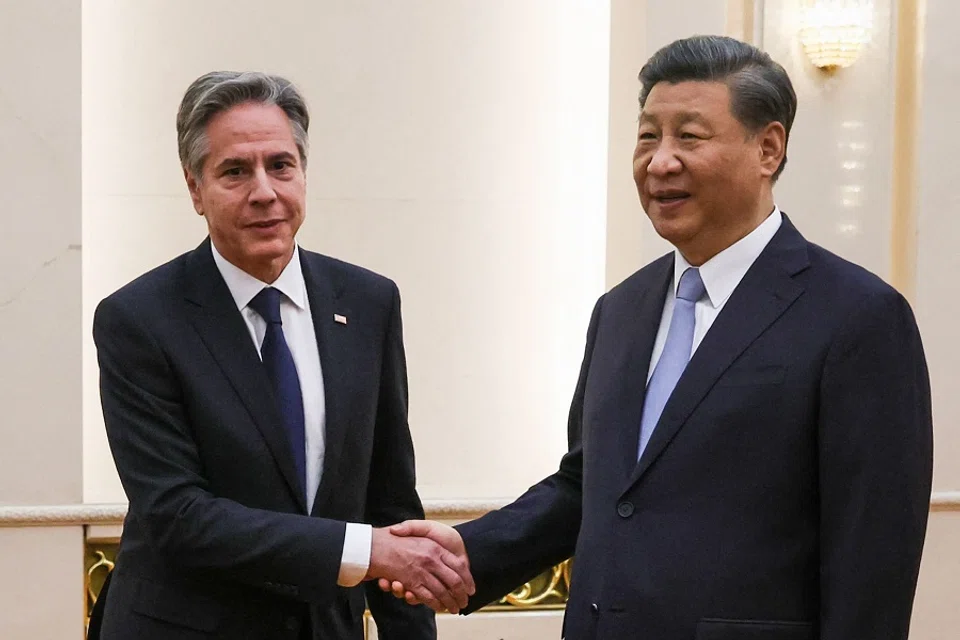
[633,80,783,265]
[186,102,306,282]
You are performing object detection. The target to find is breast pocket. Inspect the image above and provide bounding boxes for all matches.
[714,364,786,388]
[696,618,814,640]
[708,363,787,415]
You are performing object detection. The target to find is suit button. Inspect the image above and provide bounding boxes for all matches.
[617,501,634,518]
[590,603,599,614]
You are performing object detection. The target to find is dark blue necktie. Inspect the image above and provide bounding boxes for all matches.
[248,287,306,499]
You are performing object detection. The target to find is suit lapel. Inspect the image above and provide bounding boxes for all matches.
[612,256,674,482]
[299,252,350,517]
[181,239,308,512]
[623,217,810,494]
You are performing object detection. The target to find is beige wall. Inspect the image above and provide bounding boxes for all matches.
[369,610,563,639]
[915,0,960,494]
[81,0,611,505]
[0,0,82,508]
[0,0,955,638]
[0,1,85,637]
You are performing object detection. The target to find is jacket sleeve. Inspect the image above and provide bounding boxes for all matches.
[817,289,933,640]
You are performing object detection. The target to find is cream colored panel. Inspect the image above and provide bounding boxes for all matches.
[368,610,564,639]
[304,194,602,500]
[914,0,960,492]
[911,511,960,640]
[0,0,82,505]
[645,0,729,51]
[83,1,611,502]
[761,0,895,279]
[605,0,648,288]
[0,527,85,639]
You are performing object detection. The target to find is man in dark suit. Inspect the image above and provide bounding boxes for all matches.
[384,36,934,639]
[89,71,472,640]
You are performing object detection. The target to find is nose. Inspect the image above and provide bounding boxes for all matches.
[645,140,682,177]
[249,167,278,205]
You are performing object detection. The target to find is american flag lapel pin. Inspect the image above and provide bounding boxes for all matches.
[334,313,348,325]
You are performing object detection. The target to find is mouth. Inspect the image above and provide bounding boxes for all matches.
[651,189,691,204]
[248,219,286,230]
[649,189,692,212]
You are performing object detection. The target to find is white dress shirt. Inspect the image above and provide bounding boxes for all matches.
[211,242,372,587]
[647,207,783,381]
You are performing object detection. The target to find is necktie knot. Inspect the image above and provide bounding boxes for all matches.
[249,287,283,325]
[677,268,705,303]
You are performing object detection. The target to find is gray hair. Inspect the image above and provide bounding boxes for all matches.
[638,35,797,180]
[176,71,310,179]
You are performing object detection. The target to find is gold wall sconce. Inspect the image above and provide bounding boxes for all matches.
[798,0,875,71]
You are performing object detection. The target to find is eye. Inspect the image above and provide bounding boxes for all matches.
[679,131,701,140]
[272,160,294,171]
[638,131,658,141]
[223,167,244,177]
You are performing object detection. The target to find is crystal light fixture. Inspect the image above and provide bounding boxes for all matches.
[798,0,875,71]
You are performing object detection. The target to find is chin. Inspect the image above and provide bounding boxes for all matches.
[649,216,698,246]
[256,235,294,253]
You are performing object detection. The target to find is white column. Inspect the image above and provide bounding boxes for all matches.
[0,0,85,637]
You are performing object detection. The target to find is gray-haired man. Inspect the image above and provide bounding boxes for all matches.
[88,71,471,640]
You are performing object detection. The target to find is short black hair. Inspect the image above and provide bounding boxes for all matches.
[639,35,797,180]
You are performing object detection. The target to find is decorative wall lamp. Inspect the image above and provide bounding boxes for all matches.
[798,0,875,71]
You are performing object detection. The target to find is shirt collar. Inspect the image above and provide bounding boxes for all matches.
[210,241,308,312]
[672,206,783,308]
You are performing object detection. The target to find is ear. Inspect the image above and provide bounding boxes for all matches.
[184,168,204,216]
[757,121,787,179]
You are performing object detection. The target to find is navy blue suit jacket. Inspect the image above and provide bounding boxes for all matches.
[90,239,435,640]
[458,216,933,640]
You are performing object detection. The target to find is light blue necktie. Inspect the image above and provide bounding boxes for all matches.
[638,267,706,460]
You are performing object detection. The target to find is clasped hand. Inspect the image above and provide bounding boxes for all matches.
[366,520,473,614]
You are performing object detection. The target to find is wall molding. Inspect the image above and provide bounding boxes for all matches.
[0,499,511,528]
[2,494,958,528]
[930,491,960,512]
[0,503,126,527]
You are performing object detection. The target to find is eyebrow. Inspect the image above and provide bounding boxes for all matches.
[214,151,298,171]
[639,111,710,126]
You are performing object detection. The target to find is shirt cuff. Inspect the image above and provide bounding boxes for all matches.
[337,522,373,587]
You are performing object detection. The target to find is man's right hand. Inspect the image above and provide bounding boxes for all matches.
[366,525,475,614]
[374,520,472,610]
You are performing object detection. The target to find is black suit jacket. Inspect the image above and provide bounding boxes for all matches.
[90,239,435,640]
[457,216,933,640]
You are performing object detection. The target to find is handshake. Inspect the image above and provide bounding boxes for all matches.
[365,520,475,614]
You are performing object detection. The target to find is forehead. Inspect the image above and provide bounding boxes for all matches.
[640,80,733,123]
[204,102,298,156]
